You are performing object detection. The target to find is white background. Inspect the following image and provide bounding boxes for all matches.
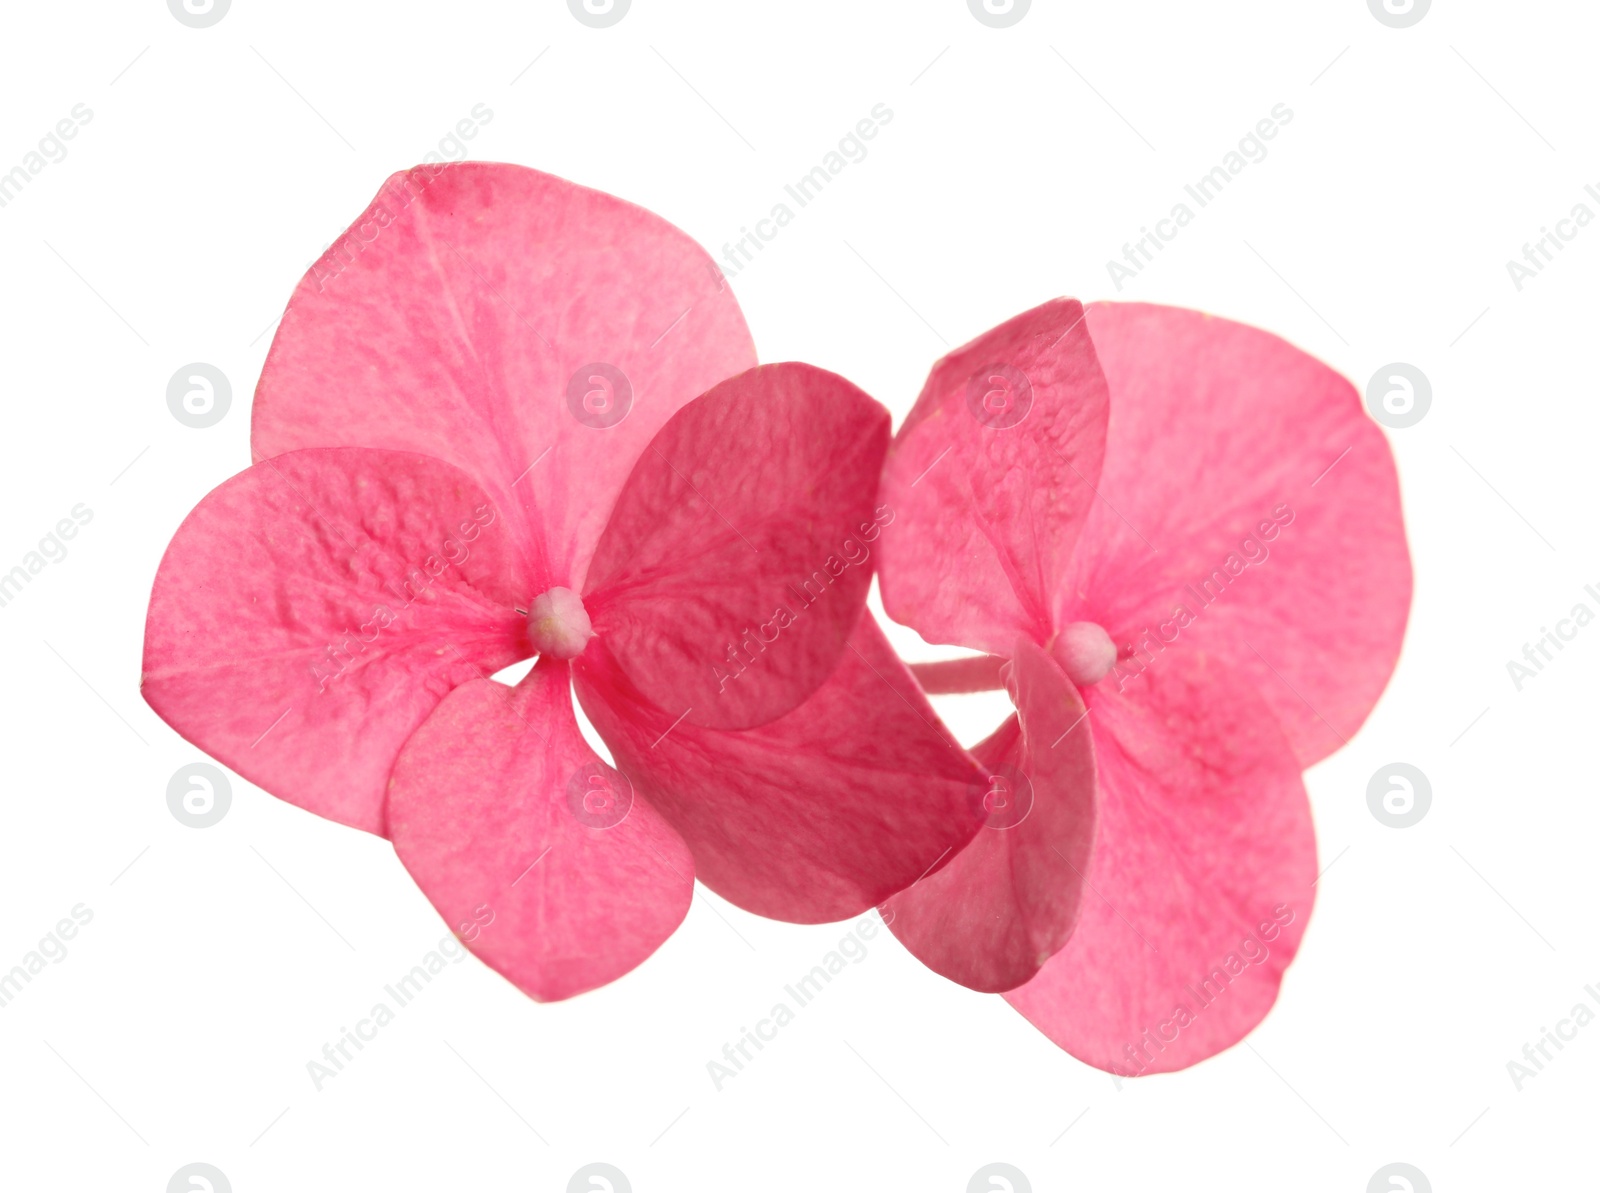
[1,1,1596,1190]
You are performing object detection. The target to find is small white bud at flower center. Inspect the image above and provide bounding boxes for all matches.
[1055,621,1117,686]
[527,587,594,660]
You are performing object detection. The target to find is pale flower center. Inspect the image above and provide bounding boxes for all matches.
[1055,621,1117,686]
[527,587,594,659]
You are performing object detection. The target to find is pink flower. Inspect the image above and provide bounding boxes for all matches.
[142,163,983,1001]
[875,299,1412,1074]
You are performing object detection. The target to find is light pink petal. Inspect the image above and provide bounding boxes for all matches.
[142,448,525,835]
[1005,650,1316,1075]
[387,659,693,1002]
[877,299,1110,654]
[1068,302,1412,765]
[252,162,756,592]
[585,363,889,730]
[883,637,1097,992]
[574,613,986,923]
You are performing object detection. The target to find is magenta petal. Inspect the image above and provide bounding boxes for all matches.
[252,162,756,591]
[142,448,525,835]
[1005,651,1316,1075]
[877,299,1110,654]
[585,363,890,730]
[387,660,693,1002]
[574,614,986,923]
[1070,302,1412,765]
[883,637,1097,992]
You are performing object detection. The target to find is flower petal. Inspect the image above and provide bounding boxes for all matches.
[1068,302,1412,765]
[877,298,1110,654]
[142,448,525,835]
[387,660,693,1002]
[252,162,756,592]
[574,613,986,923]
[1004,650,1316,1076]
[883,637,1097,992]
[584,363,890,730]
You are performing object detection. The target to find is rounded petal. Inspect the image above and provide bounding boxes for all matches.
[884,637,1098,992]
[1005,650,1316,1076]
[574,614,986,923]
[877,298,1110,654]
[252,162,756,592]
[1070,302,1412,765]
[387,660,693,1002]
[584,363,889,730]
[141,448,525,835]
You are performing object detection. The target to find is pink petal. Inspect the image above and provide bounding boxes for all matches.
[876,299,1110,655]
[142,448,525,835]
[252,162,756,592]
[574,613,986,923]
[585,363,890,730]
[1068,302,1412,765]
[387,659,693,1002]
[883,637,1097,992]
[1005,650,1316,1075]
